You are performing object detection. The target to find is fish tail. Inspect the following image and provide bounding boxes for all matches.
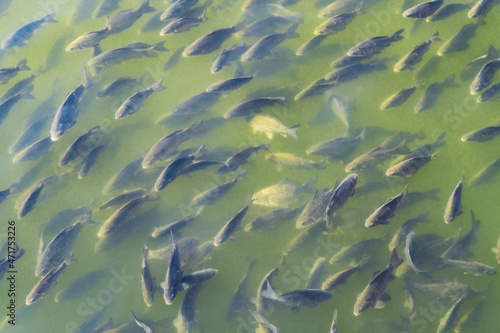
[64,251,77,266]
[19,85,35,99]
[153,41,168,52]
[288,124,300,140]
[17,58,30,71]
[488,45,497,57]
[358,127,366,140]
[82,67,93,89]
[259,144,271,151]
[92,44,103,58]
[143,244,149,260]
[285,23,299,39]
[261,280,279,301]
[140,0,155,13]
[315,158,327,169]
[389,248,403,269]
[429,31,440,43]
[391,28,405,41]
[354,2,365,15]
[8,178,22,194]
[193,143,206,160]
[199,9,208,22]
[43,12,58,23]
[276,96,287,108]
[395,139,411,155]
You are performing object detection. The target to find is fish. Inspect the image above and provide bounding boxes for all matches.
[321,258,368,291]
[330,53,372,68]
[437,19,485,56]
[262,280,332,308]
[330,232,387,264]
[168,91,221,116]
[294,80,336,101]
[461,45,498,81]
[405,278,473,303]
[182,240,215,271]
[174,281,204,333]
[394,32,440,72]
[50,68,92,141]
[245,206,302,232]
[12,136,53,163]
[436,257,496,276]
[96,74,145,98]
[17,181,44,219]
[107,0,155,34]
[380,81,424,109]
[183,25,242,57]
[455,297,485,332]
[26,252,76,305]
[238,15,297,38]
[214,194,253,246]
[242,0,272,10]
[2,12,57,49]
[324,173,358,221]
[218,144,270,174]
[326,91,351,130]
[211,42,250,73]
[103,156,143,194]
[330,308,338,333]
[143,120,204,168]
[385,153,437,177]
[296,35,328,56]
[353,249,403,316]
[306,257,326,289]
[131,310,153,333]
[284,220,327,255]
[54,268,106,302]
[88,41,166,67]
[0,74,36,103]
[93,0,122,18]
[248,310,281,333]
[470,156,500,185]
[180,268,217,288]
[253,177,315,207]
[314,3,362,35]
[247,114,299,140]
[191,170,245,208]
[405,232,431,278]
[0,58,30,85]
[99,189,147,211]
[296,188,333,228]
[437,295,466,333]
[152,215,198,238]
[265,153,325,170]
[0,85,35,126]
[390,132,446,166]
[444,175,464,223]
[78,142,108,179]
[470,58,500,95]
[160,9,207,35]
[403,0,444,18]
[141,245,155,307]
[347,28,404,57]
[226,259,256,321]
[323,59,387,84]
[365,184,408,228]
[240,23,299,61]
[255,256,286,313]
[9,114,52,154]
[461,125,500,142]
[224,97,286,119]
[0,179,21,206]
[478,81,500,102]
[59,125,101,166]
[307,129,365,160]
[162,233,185,305]
[115,80,164,119]
[160,0,198,21]
[345,140,410,172]
[36,212,94,276]
[154,144,204,191]
[206,74,256,93]
[415,74,457,112]
[389,212,430,250]
[319,0,362,17]
[66,24,110,51]
[426,2,473,21]
[468,0,498,17]
[442,211,479,259]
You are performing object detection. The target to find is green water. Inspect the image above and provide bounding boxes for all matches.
[0,0,499,332]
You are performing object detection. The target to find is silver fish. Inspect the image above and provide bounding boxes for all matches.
[206,74,256,93]
[319,0,361,18]
[437,257,496,276]
[13,136,53,163]
[322,258,368,291]
[345,139,410,172]
[403,0,444,18]
[0,58,30,84]
[247,114,300,140]
[461,125,500,142]
[131,309,153,333]
[107,0,155,34]
[437,295,466,333]
[211,42,250,73]
[306,257,326,289]
[389,212,430,250]
[152,215,198,238]
[183,25,242,57]
[2,12,57,49]
[180,268,217,288]
[241,24,299,62]
[160,9,207,35]
[245,206,302,232]
[17,182,44,219]
[88,41,166,68]
[160,0,198,21]
[115,80,164,119]
[470,58,500,95]
[347,28,404,57]
[78,141,109,179]
[385,153,437,177]
[238,15,296,38]
[66,24,110,51]
[191,170,245,208]
[93,0,122,18]
[442,211,479,259]
[365,184,408,228]
[174,280,204,333]
[99,189,147,210]
[296,35,328,56]
[59,125,101,166]
[405,232,431,278]
[265,153,325,170]
[444,175,464,223]
[324,173,357,223]
[296,188,332,229]
[381,81,424,109]
[394,32,440,72]
[141,245,155,307]
[96,74,145,98]
[214,194,253,246]
[307,129,365,160]
[478,81,500,102]
[218,144,270,174]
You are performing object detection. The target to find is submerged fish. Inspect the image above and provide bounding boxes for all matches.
[78,141,109,178]
[437,257,496,276]
[345,140,410,172]
[214,194,253,246]
[319,0,362,18]
[405,278,473,303]
[66,25,110,51]
[437,295,466,333]
[162,233,185,305]
[306,257,327,289]
[323,59,387,84]
[426,2,472,21]
[266,153,325,170]
[174,280,205,332]
[262,280,332,308]
[461,125,500,142]
[152,215,198,238]
[93,0,122,18]
[297,35,328,56]
[12,136,53,163]
[444,175,464,223]
[206,74,256,93]
[141,245,155,307]
[353,249,403,316]
[238,15,297,38]
[226,259,256,321]
[296,188,332,229]
[438,19,485,56]
[253,177,315,207]
[365,184,408,228]
[17,182,44,219]
[54,267,106,302]
[405,232,431,278]
[324,173,358,221]
[131,310,153,333]
[218,144,269,174]
[2,12,57,49]
[394,32,440,72]
[191,171,245,208]
[386,153,437,177]
[160,0,198,21]
[314,3,362,35]
[470,58,500,95]
[245,206,302,232]
[115,80,164,119]
[0,85,35,126]
[224,97,286,119]
[347,29,404,57]
[389,212,430,250]
[160,10,207,35]
[59,125,101,166]
[478,82,500,102]
[322,258,368,291]
[0,58,30,85]
[88,41,166,68]
[183,25,242,57]
[211,42,250,73]
[103,156,143,194]
[380,81,423,109]
[403,0,444,18]
[470,156,500,185]
[247,114,299,140]
[0,179,21,206]
[107,0,155,34]
[241,23,299,62]
[154,145,204,191]
[442,211,479,259]
[96,74,145,98]
[415,74,457,112]
[330,232,387,265]
[307,129,365,160]
[461,45,498,81]
[468,0,498,18]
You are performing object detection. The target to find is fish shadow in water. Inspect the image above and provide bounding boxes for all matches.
[139,12,164,33]
[415,56,442,81]
[44,35,72,73]
[164,47,185,72]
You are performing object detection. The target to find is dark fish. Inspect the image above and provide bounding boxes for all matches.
[437,295,466,333]
[307,129,365,159]
[444,175,464,223]
[470,58,500,95]
[174,280,204,332]
[461,125,500,142]
[347,28,404,57]
[211,42,250,73]
[107,0,155,34]
[389,212,430,250]
[141,245,155,307]
[468,0,498,17]
[191,170,245,208]
[415,74,457,112]
[26,252,76,305]
[162,233,184,305]
[405,232,431,277]
[66,25,110,51]
[0,85,35,126]
[442,211,478,259]
[152,215,198,238]
[438,19,485,56]
[218,144,270,174]
[323,59,387,84]
[403,0,444,18]
[103,157,143,194]
[240,24,299,61]
[353,249,403,315]
[93,0,122,18]
[154,145,204,191]
[245,206,302,232]
[390,132,445,166]
[143,120,204,168]
[96,74,145,98]
[12,136,53,163]
[461,45,498,81]
[78,142,108,178]
[59,125,101,166]
[365,184,408,227]
[306,257,326,289]
[296,35,328,56]
[380,81,423,109]
[478,81,500,102]
[179,160,226,176]
[386,153,437,177]
[0,58,30,84]
[54,268,106,302]
[160,9,207,35]
[180,268,217,288]
[394,32,440,72]
[321,258,368,291]
[36,212,94,276]
[206,74,256,93]
[224,96,286,119]
[0,74,36,103]
[99,189,147,210]
[214,194,253,246]
[2,12,57,49]
[470,156,500,185]
[17,182,44,219]
[183,25,242,57]
[314,3,362,35]
[226,259,256,321]
[115,80,164,119]
[296,188,332,229]
[50,68,92,141]
[426,2,472,21]
[262,280,332,308]
[324,173,358,221]
[160,0,198,21]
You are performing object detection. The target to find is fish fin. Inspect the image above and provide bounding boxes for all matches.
[285,23,299,38]
[143,244,149,259]
[374,300,386,309]
[92,44,103,58]
[261,280,278,300]
[234,62,244,77]
[354,2,365,15]
[64,251,77,266]
[8,178,22,194]
[179,282,189,291]
[488,45,497,57]
[265,132,273,139]
[150,79,165,93]
[379,293,391,302]
[140,0,155,13]
[389,248,403,269]
[314,158,326,169]
[160,282,166,290]
[43,12,58,23]
[81,67,93,89]
[199,9,208,22]
[391,28,404,41]
[491,247,498,253]
[429,31,440,42]
[288,124,300,140]
[17,58,30,71]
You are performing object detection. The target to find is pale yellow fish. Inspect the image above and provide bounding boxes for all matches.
[247,114,299,140]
